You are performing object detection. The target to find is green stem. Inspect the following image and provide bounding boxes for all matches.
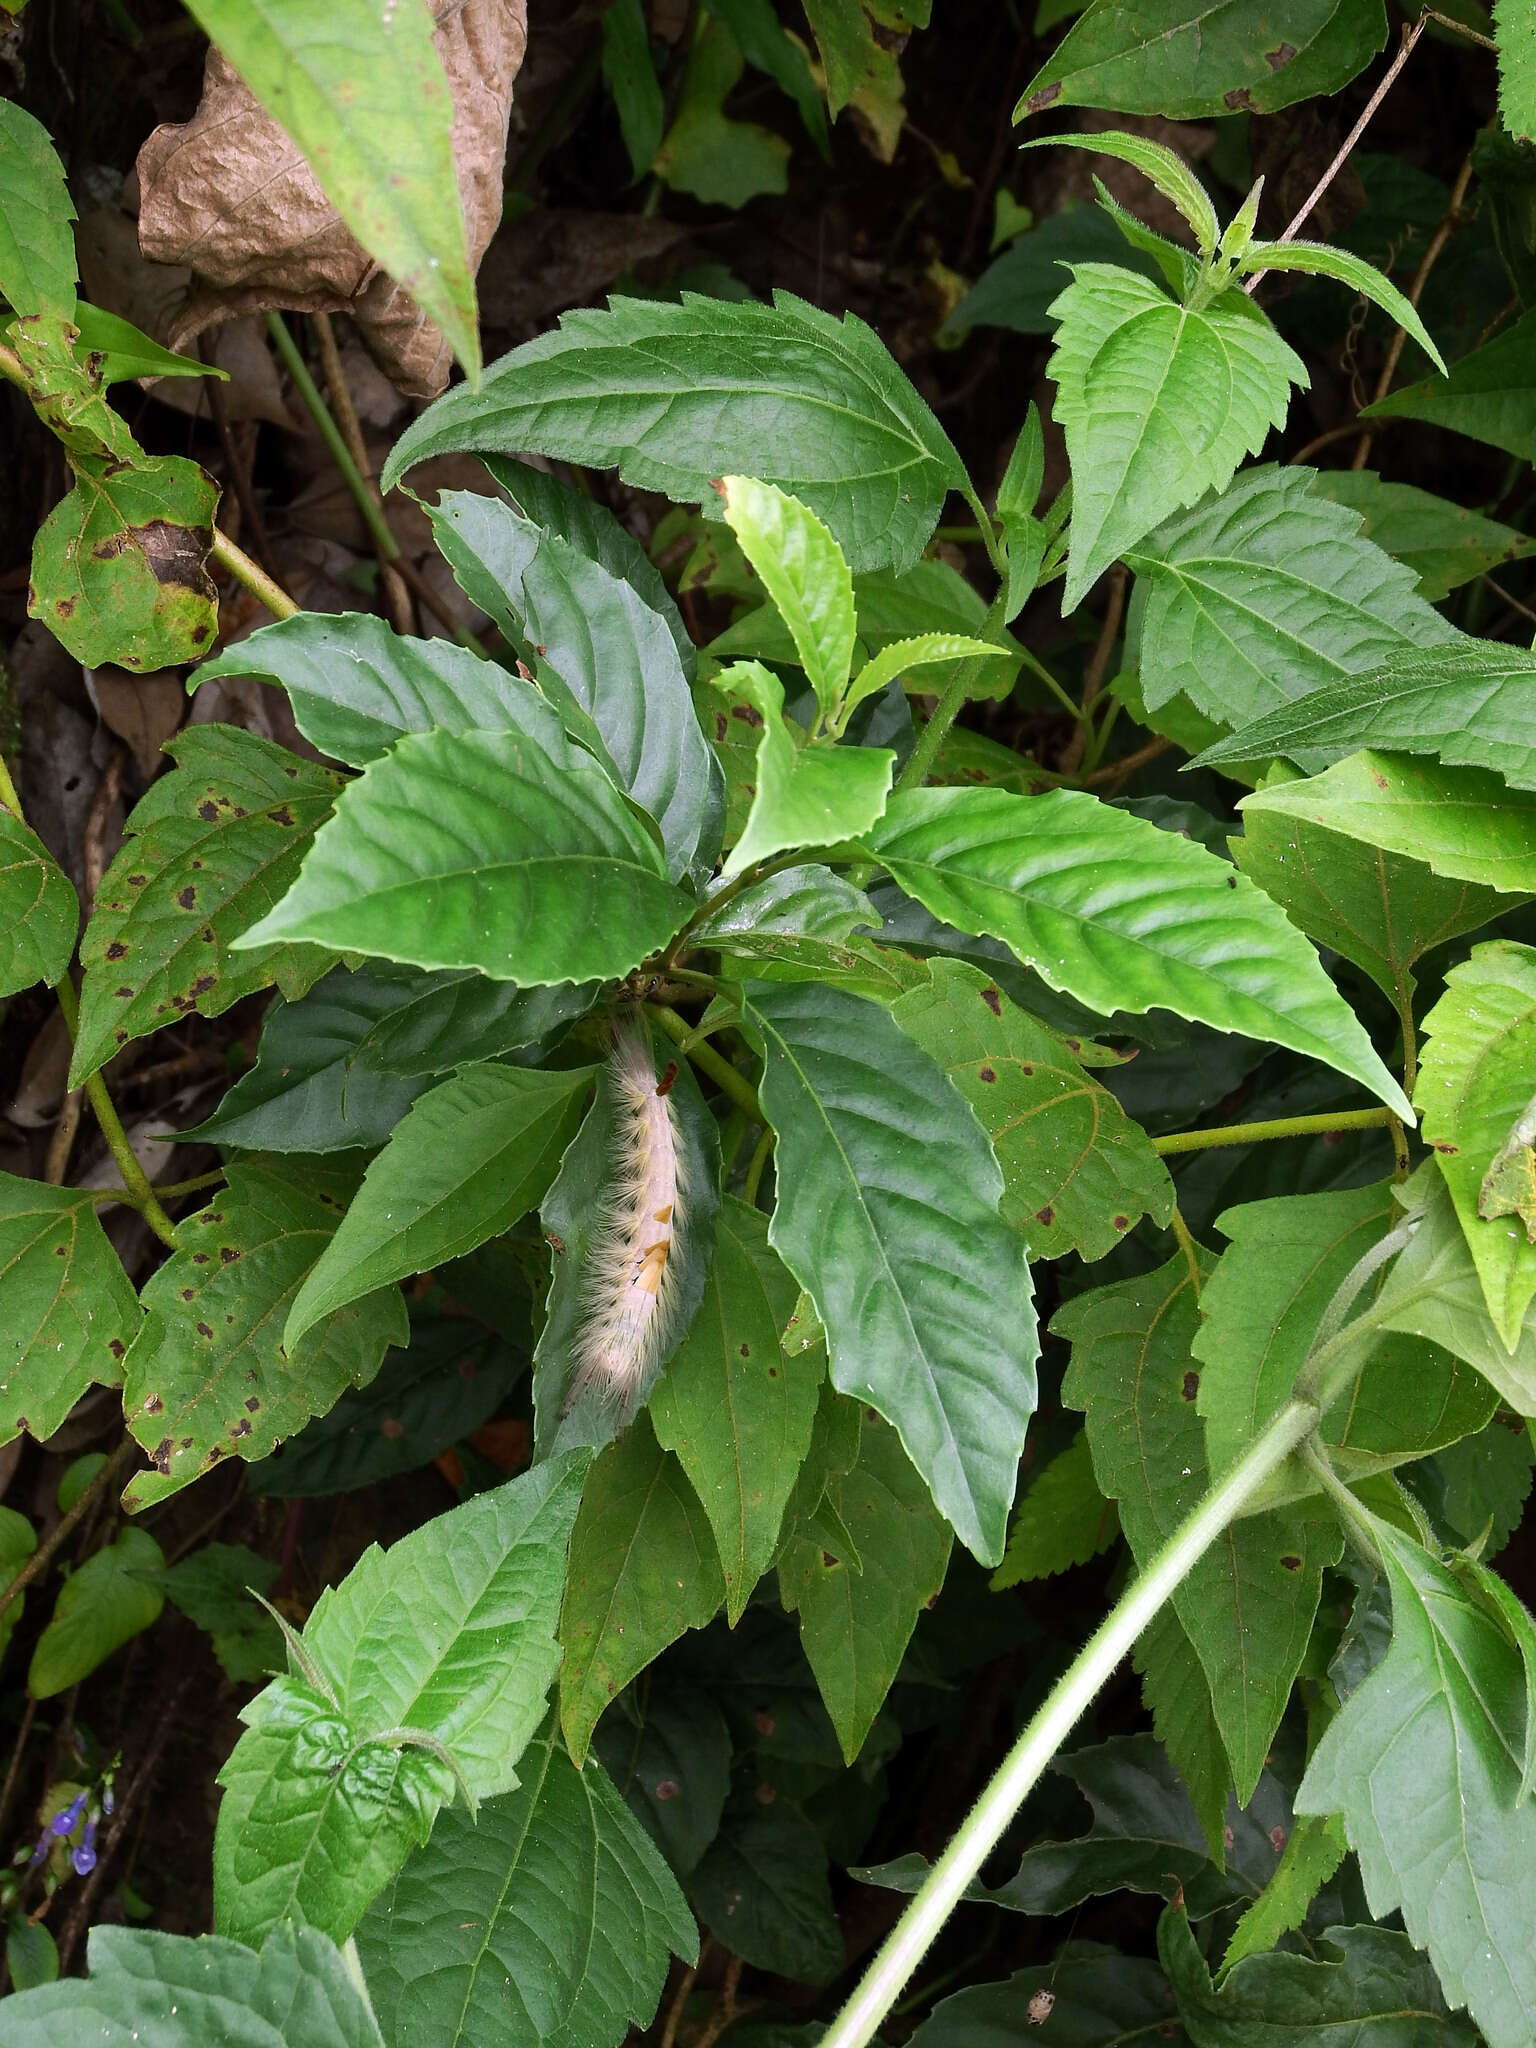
[0,748,22,819]
[742,1124,775,1207]
[648,1004,763,1122]
[209,527,299,621]
[958,480,1009,584]
[896,585,1012,794]
[53,982,180,1251]
[821,1394,1322,2048]
[89,1167,226,1208]
[0,1438,140,1621]
[1153,1107,1396,1157]
[267,313,400,567]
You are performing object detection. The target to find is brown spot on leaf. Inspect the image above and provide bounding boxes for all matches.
[230,1418,252,1438]
[1181,1371,1199,1401]
[192,1252,209,1265]
[142,1394,163,1415]
[1224,85,1255,108]
[107,1339,126,1360]
[1025,81,1062,111]
[1036,1204,1055,1227]
[128,874,146,886]
[180,1288,195,1302]
[1280,1553,1302,1571]
[106,942,128,961]
[197,800,219,822]
[152,1437,174,1473]
[1113,1214,1130,1231]
[1265,40,1297,67]
[219,1246,239,1263]
[1269,1825,1287,1852]
[981,984,1002,1016]
[733,703,764,728]
[190,974,216,997]
[196,1321,214,1338]
[740,1343,751,1356]
[380,1417,406,1439]
[177,884,197,909]
[654,1778,679,1801]
[245,1397,260,1412]
[55,596,75,618]
[114,985,133,998]
[979,1065,998,1083]
[270,805,294,826]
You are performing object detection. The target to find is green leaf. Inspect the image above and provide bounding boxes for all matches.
[190,610,571,770]
[858,786,1413,1118]
[1233,775,1507,1010]
[0,1923,384,2046]
[29,452,219,669]
[234,726,692,987]
[357,1721,696,2048]
[1297,1519,1536,2048]
[558,1412,726,1766]
[1219,1811,1348,1974]
[1048,268,1305,610]
[0,807,76,996]
[779,1418,952,1761]
[1417,944,1536,1348]
[424,491,718,878]
[1308,469,1535,602]
[1193,1186,1498,1486]
[1421,1415,1536,1556]
[592,1682,731,1874]
[716,662,894,880]
[1497,0,1536,139]
[181,0,478,379]
[650,1197,822,1623]
[1362,306,1536,460]
[1237,238,1447,373]
[0,1508,36,1668]
[693,863,877,955]
[1239,750,1536,896]
[739,982,1034,1565]
[838,632,1010,733]
[1197,642,1536,790]
[1134,1602,1232,1861]
[71,724,344,1087]
[0,100,75,318]
[655,13,791,208]
[1019,129,1219,255]
[712,0,830,157]
[1058,1253,1341,1797]
[601,0,665,178]
[801,0,884,111]
[1016,0,1387,121]
[381,291,967,577]
[720,476,857,724]
[906,1954,1190,2048]
[4,1914,57,1993]
[951,202,1168,335]
[72,301,222,385]
[690,1798,844,1984]
[1125,465,1458,731]
[152,1542,282,1684]
[214,1452,587,1946]
[123,1159,408,1511]
[0,1172,139,1448]
[285,1063,596,1348]
[1161,1900,1477,2044]
[991,1428,1120,1587]
[891,957,1175,1261]
[28,1526,164,1699]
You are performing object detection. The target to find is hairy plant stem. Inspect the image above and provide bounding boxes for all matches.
[0,1439,140,1623]
[821,1394,1322,2048]
[88,1166,227,1209]
[648,1003,763,1122]
[1153,1106,1397,1156]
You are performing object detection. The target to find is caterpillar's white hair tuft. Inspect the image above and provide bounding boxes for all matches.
[566,1022,685,1413]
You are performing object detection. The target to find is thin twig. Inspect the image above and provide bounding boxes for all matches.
[1059,566,1127,775]
[0,1440,140,1623]
[693,1953,746,2048]
[1079,731,1170,792]
[1287,421,1374,466]
[660,1947,707,2048]
[0,1699,38,1856]
[310,312,414,634]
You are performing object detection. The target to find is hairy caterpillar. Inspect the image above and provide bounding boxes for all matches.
[565,1023,685,1413]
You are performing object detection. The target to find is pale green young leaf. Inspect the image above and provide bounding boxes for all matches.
[285,1063,596,1347]
[0,810,76,996]
[779,1419,952,1762]
[1310,469,1536,601]
[1417,944,1536,1350]
[123,1160,408,1511]
[1197,642,1536,789]
[858,786,1413,1117]
[357,1722,696,2048]
[214,1453,587,1946]
[836,633,1009,733]
[1125,464,1458,731]
[1019,129,1218,255]
[721,475,857,722]
[891,957,1174,1260]
[1239,750,1536,896]
[1048,267,1305,610]
[72,301,222,385]
[650,1197,822,1623]
[190,610,571,770]
[654,14,791,211]
[1362,306,1536,460]
[29,1528,164,1699]
[0,100,75,318]
[0,1924,384,2047]
[233,726,692,986]
[1015,0,1387,122]
[1057,1254,1341,1799]
[1297,1520,1536,2048]
[990,1428,1119,1588]
[71,725,343,1087]
[0,1174,138,1451]
[740,981,1035,1565]
[1238,238,1446,372]
[717,661,894,880]
[558,1413,726,1765]
[182,0,479,378]
[381,292,967,576]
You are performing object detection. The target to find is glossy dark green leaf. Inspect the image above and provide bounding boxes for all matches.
[357,1721,696,2048]
[0,100,76,318]
[592,1683,732,1876]
[650,1197,822,1623]
[1298,1521,1536,2048]
[692,864,878,967]
[690,1798,843,1984]
[234,726,693,986]
[892,958,1174,1260]
[214,1452,587,1946]
[0,808,76,996]
[1310,469,1535,601]
[1058,1253,1341,1797]
[740,982,1035,1566]
[285,1063,596,1346]
[906,1953,1190,2048]
[0,1171,138,1450]
[123,1159,408,1511]
[0,1923,384,2047]
[859,787,1412,1116]
[381,292,967,577]
[28,1526,164,1699]
[71,724,344,1087]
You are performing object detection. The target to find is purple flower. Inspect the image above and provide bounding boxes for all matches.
[49,1794,86,1839]
[27,1833,48,1870]
[71,1819,97,1876]
[101,1785,114,1818]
